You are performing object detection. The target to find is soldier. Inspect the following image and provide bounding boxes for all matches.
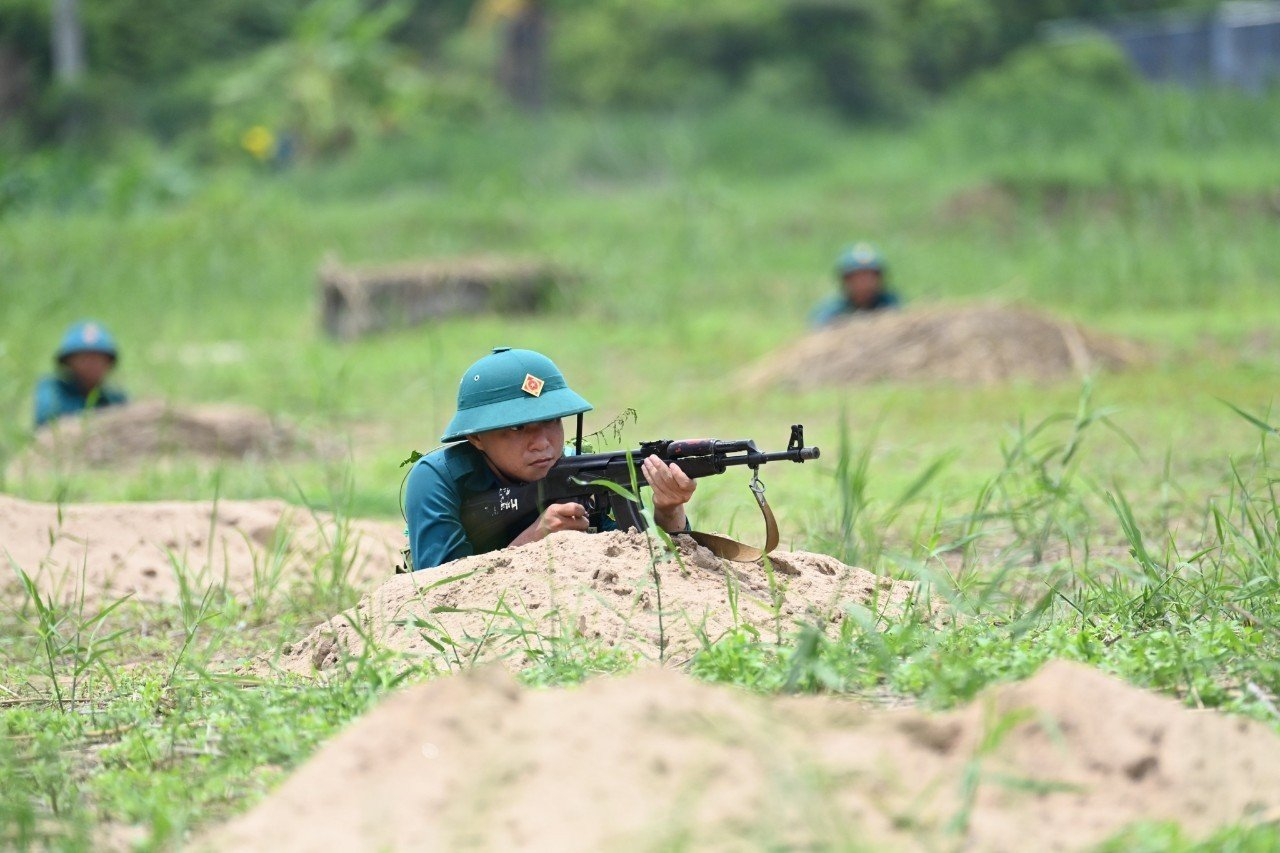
[404,347,696,570]
[810,242,901,327]
[34,320,128,428]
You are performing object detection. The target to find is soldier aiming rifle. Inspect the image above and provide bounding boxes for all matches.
[402,347,819,571]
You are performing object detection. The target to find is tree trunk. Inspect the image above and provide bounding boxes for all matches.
[50,0,86,138]
[51,0,86,84]
[498,0,546,113]
[0,44,33,121]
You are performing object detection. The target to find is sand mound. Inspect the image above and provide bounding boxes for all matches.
[0,494,404,607]
[745,303,1148,388]
[205,660,1280,850]
[12,400,307,472]
[257,530,921,675]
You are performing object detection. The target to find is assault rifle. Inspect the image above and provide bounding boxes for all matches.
[460,424,820,562]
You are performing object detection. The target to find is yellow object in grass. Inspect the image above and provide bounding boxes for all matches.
[241,126,276,161]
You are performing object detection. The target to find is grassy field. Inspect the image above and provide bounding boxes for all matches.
[3,78,1280,848]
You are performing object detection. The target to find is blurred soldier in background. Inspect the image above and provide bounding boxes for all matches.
[34,320,128,428]
[810,242,901,327]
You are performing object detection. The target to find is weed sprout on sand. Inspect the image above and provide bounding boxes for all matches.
[10,557,130,712]
[161,550,219,688]
[576,450,686,663]
[379,566,478,673]
[239,523,294,626]
[289,466,364,616]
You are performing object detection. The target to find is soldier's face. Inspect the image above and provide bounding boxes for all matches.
[468,418,565,483]
[843,269,883,308]
[64,352,113,392]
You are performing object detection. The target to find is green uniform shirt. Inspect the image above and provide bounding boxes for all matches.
[34,374,128,428]
[404,443,542,570]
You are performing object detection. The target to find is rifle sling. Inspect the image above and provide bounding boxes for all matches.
[684,480,779,563]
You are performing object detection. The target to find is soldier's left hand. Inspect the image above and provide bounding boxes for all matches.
[644,455,696,511]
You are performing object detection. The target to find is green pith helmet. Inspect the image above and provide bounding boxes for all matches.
[55,320,119,365]
[834,242,886,279]
[441,347,593,443]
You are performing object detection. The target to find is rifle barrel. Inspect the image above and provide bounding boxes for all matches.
[724,447,821,467]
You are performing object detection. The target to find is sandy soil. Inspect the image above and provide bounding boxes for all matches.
[0,494,405,607]
[204,659,1280,851]
[10,400,309,474]
[254,530,924,676]
[743,303,1149,388]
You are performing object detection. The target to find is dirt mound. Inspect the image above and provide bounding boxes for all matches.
[0,494,404,607]
[256,530,921,675]
[205,660,1280,850]
[745,303,1149,388]
[12,400,307,473]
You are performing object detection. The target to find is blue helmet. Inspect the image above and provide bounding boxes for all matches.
[55,321,120,365]
[834,242,886,278]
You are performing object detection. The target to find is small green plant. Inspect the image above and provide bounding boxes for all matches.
[162,550,219,689]
[813,412,953,574]
[10,559,130,712]
[580,451,686,663]
[953,379,1133,581]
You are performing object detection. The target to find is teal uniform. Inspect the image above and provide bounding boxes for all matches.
[809,291,901,327]
[405,443,618,570]
[405,443,526,570]
[34,374,128,428]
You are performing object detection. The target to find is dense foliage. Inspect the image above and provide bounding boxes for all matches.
[0,0,1213,152]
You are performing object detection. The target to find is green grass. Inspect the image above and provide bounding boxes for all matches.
[3,80,1280,847]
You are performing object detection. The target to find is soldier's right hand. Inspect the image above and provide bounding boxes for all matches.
[511,502,589,547]
[539,502,589,535]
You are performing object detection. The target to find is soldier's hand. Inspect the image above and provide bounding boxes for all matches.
[539,501,590,535]
[644,456,696,512]
[511,502,589,547]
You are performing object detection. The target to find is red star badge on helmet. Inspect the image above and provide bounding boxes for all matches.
[521,373,545,397]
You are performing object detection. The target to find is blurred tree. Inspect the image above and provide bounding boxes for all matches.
[900,0,1002,91]
[784,0,909,117]
[0,0,1227,149]
[549,0,906,116]
[49,0,84,136]
[49,0,83,84]
[213,0,433,157]
[0,1,43,140]
[475,0,547,112]
[1,0,306,144]
[0,5,38,128]
[0,42,32,119]
[82,0,302,82]
[498,0,546,112]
